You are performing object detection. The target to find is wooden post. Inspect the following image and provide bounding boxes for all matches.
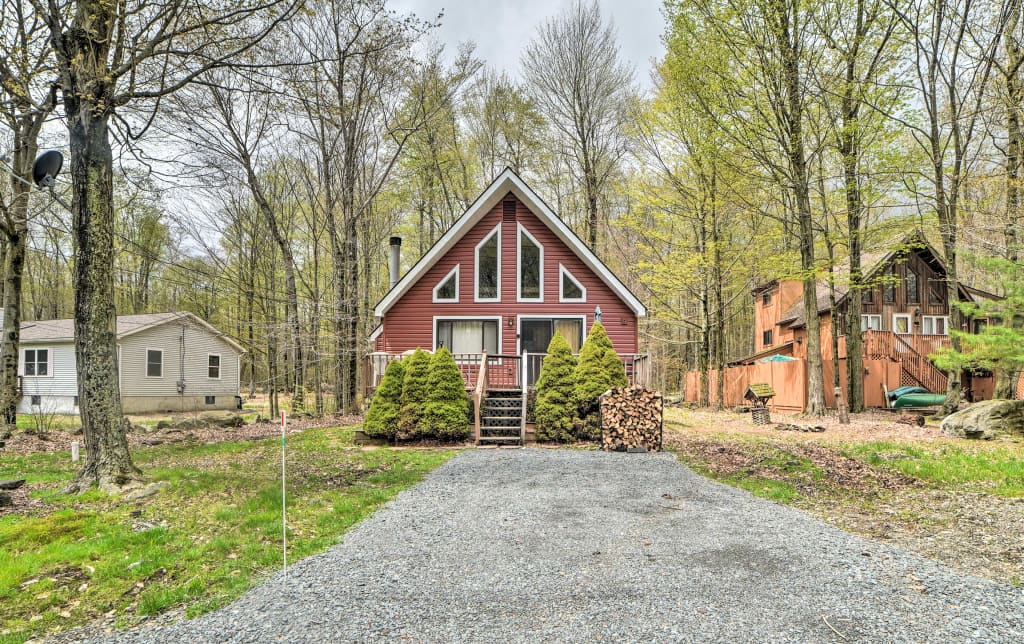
[835,386,850,424]
[473,353,487,445]
[520,352,529,444]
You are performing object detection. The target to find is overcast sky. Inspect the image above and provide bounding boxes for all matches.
[391,0,666,90]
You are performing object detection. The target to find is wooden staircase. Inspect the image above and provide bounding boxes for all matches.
[863,330,948,393]
[478,390,523,445]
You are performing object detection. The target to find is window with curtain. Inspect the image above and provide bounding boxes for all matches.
[553,319,583,352]
[436,319,498,354]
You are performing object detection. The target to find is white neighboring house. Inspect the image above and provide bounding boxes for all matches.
[12,312,245,415]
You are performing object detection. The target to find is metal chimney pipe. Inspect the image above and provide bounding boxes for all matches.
[389,236,402,290]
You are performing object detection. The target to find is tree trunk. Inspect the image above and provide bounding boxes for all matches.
[64,108,141,493]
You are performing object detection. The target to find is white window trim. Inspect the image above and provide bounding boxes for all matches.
[861,314,882,331]
[474,223,501,302]
[515,315,587,355]
[517,223,544,303]
[893,314,912,335]
[432,264,460,303]
[922,315,949,335]
[208,353,222,380]
[146,348,164,378]
[432,316,503,358]
[558,264,587,303]
[21,347,54,378]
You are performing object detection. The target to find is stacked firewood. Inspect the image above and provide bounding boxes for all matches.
[600,386,664,452]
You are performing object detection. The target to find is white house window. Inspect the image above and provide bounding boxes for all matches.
[436,319,499,355]
[922,316,948,335]
[208,354,221,379]
[893,314,911,334]
[23,348,48,376]
[518,224,543,301]
[433,265,459,302]
[146,349,163,377]
[861,315,882,331]
[475,225,500,301]
[559,264,586,302]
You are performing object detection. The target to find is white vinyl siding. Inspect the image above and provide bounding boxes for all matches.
[118,321,242,397]
[19,342,76,397]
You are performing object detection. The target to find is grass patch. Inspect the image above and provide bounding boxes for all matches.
[0,424,456,643]
[843,440,1024,497]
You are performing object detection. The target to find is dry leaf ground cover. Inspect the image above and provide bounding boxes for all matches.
[0,423,456,643]
[664,407,1024,586]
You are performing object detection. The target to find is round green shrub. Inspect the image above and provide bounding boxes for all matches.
[534,332,577,442]
[363,360,405,439]
[398,348,431,440]
[421,346,471,441]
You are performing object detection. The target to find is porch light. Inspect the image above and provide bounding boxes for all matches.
[507,316,514,327]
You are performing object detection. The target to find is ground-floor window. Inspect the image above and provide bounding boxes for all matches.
[922,315,948,335]
[861,314,882,331]
[893,314,911,334]
[435,319,499,354]
[205,395,216,405]
[23,348,48,376]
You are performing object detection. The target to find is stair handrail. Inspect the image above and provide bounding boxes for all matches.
[892,333,948,393]
[474,353,487,444]
[520,352,529,443]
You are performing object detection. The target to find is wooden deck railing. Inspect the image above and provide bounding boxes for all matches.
[862,330,948,393]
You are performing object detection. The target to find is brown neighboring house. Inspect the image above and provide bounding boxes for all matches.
[689,233,1003,410]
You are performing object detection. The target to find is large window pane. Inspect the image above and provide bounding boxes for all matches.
[436,320,498,354]
[520,230,541,299]
[553,319,583,352]
[477,232,498,299]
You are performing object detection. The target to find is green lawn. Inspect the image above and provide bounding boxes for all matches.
[842,440,1024,497]
[0,424,456,643]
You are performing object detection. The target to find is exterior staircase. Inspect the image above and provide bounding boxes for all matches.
[864,330,948,393]
[478,389,523,445]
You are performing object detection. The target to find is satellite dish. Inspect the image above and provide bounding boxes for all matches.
[32,150,63,188]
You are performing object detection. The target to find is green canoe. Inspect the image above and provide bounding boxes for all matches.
[891,392,946,409]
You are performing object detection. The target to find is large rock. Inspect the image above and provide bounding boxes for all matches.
[940,399,1024,440]
[199,411,245,428]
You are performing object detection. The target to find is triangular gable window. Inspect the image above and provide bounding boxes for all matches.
[433,265,459,303]
[559,264,586,302]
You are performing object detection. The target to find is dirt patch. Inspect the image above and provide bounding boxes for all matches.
[0,414,363,456]
[664,408,1024,585]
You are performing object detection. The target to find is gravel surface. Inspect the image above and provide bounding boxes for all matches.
[83,449,1024,643]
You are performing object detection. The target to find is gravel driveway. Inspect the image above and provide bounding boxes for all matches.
[95,449,1023,643]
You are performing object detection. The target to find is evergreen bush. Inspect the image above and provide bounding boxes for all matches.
[397,349,431,440]
[534,332,577,442]
[363,360,405,439]
[421,347,471,441]
[573,321,627,439]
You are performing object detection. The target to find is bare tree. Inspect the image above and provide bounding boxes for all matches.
[30,0,298,492]
[522,0,633,250]
[0,0,57,441]
[887,0,1010,414]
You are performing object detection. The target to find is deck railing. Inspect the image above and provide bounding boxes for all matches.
[365,351,651,399]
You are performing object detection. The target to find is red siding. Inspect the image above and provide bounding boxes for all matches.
[380,193,638,355]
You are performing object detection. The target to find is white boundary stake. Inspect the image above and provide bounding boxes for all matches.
[281,410,287,577]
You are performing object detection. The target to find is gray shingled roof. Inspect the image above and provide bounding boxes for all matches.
[20,312,199,342]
